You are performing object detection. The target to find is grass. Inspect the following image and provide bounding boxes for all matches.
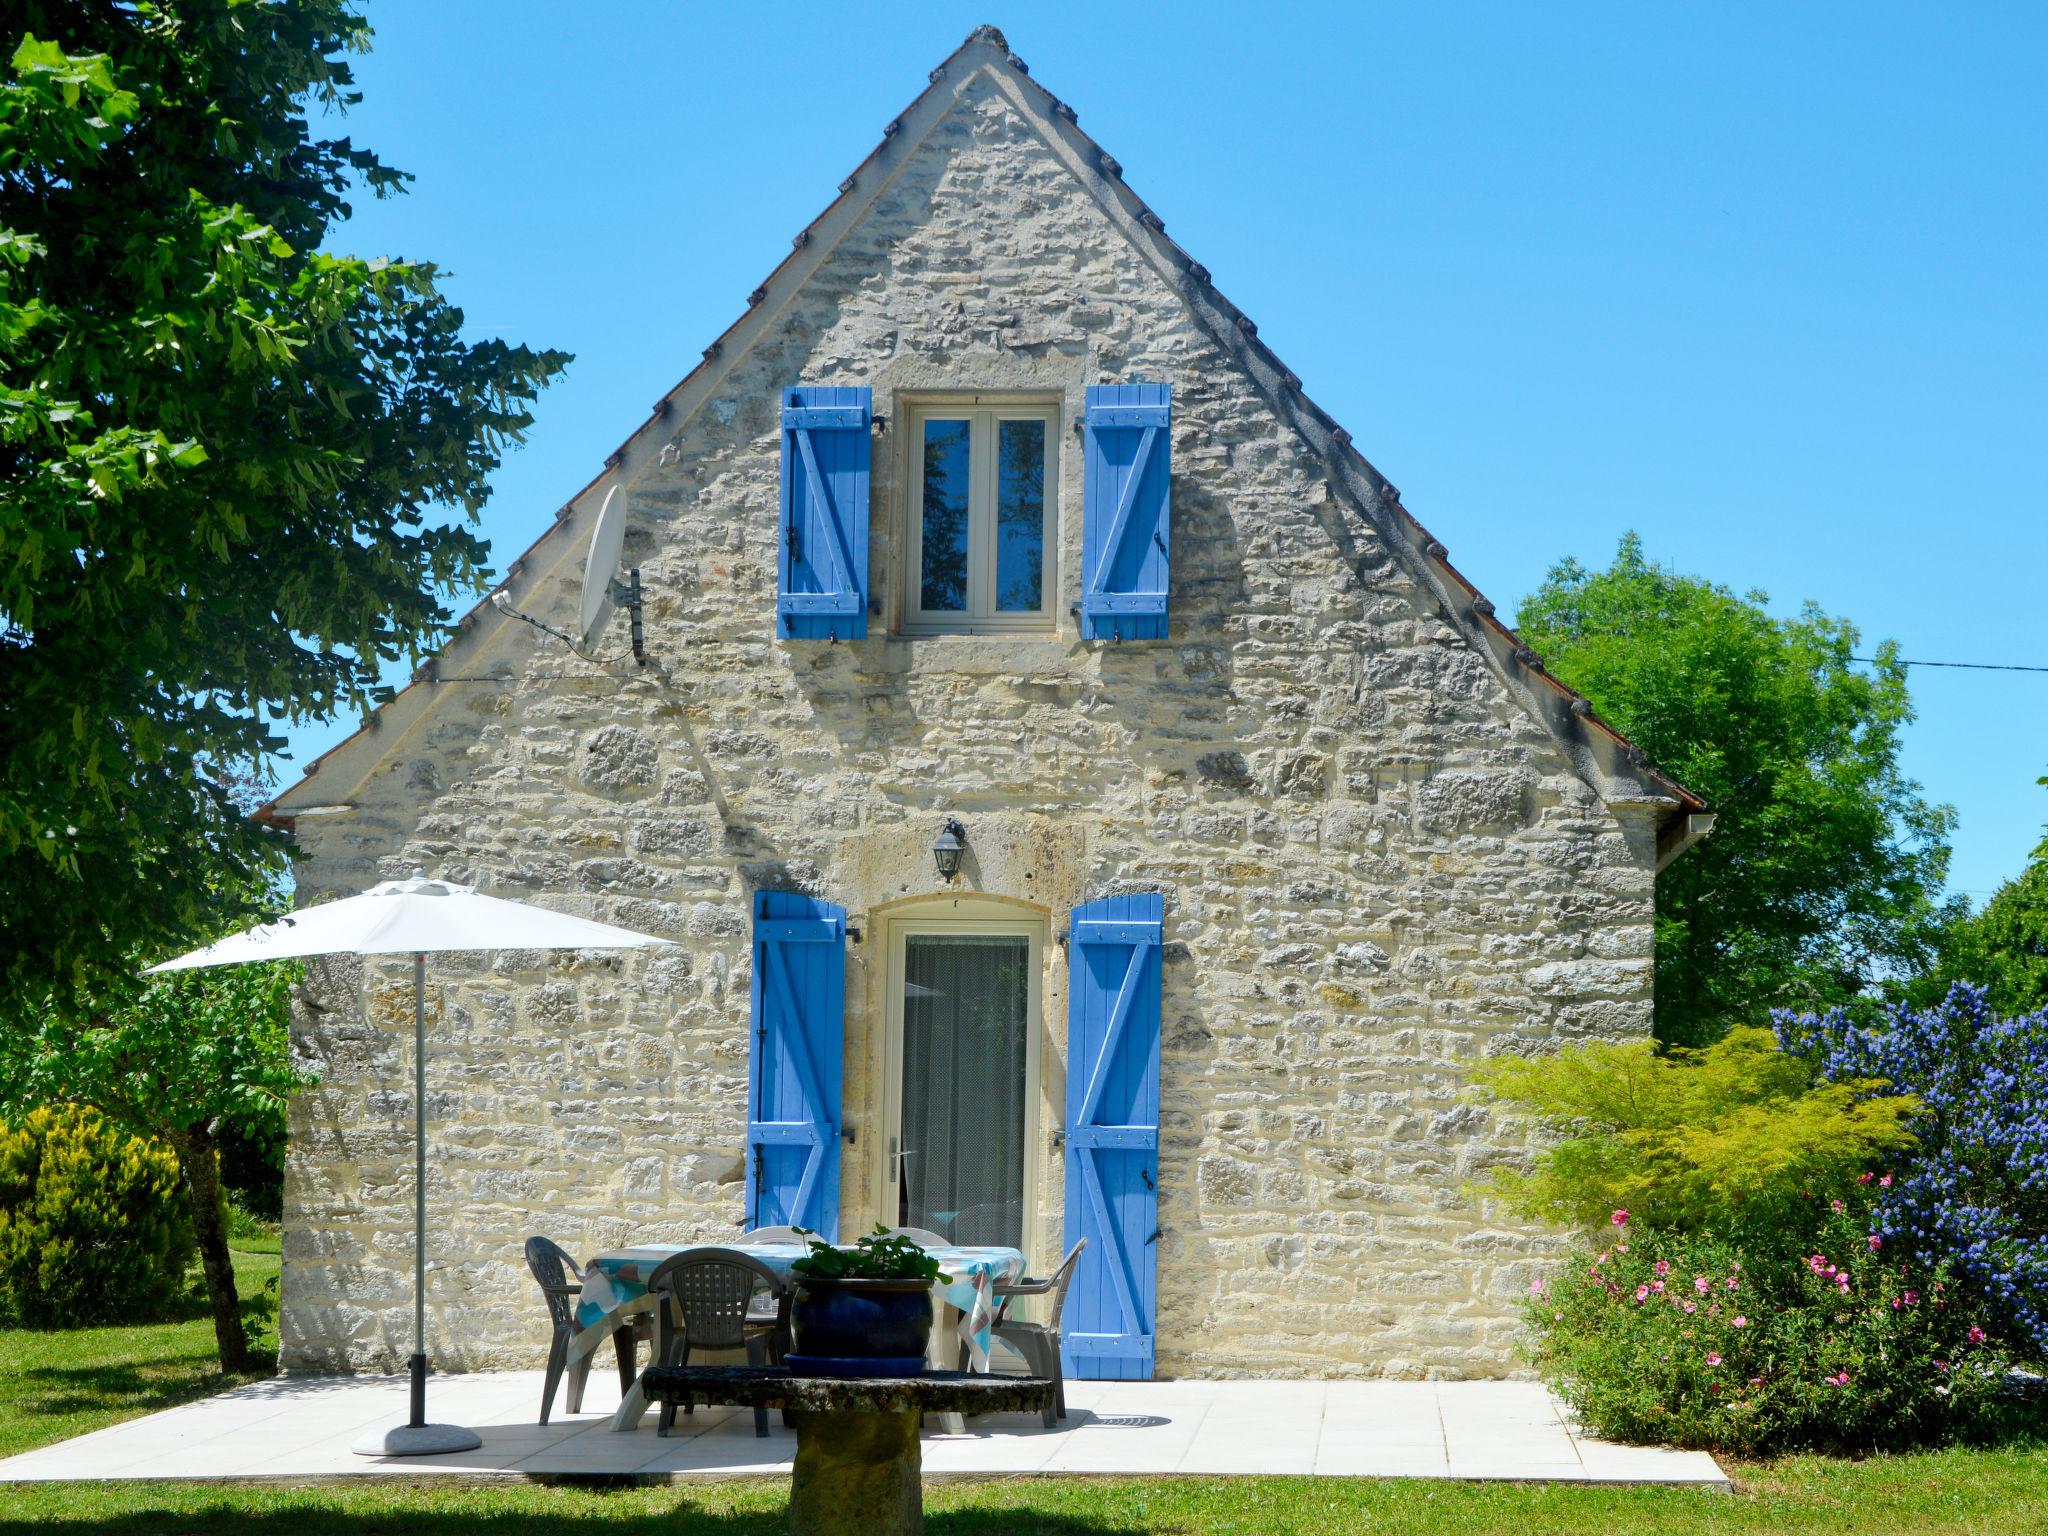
[0,1445,2044,1534]
[0,1240,280,1461]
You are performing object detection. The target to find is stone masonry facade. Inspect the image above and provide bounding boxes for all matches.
[275,41,1675,1381]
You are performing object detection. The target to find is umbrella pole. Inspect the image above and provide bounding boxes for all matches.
[411,950,427,1429]
[353,947,479,1457]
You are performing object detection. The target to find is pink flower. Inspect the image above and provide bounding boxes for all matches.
[1859,1171,1874,1185]
[1530,1279,1545,1294]
[1595,1252,1609,1266]
[1706,1352,1722,1367]
[1651,1279,1666,1293]
[1683,1300,1697,1314]
[1825,1371,1851,1387]
[1935,1360,1950,1372]
[1831,1198,1846,1214]
[1867,1233,1883,1252]
[1654,1260,1670,1276]
[1694,1275,1711,1295]
[1904,1290,1919,1306]
[1611,1209,1629,1227]
[1968,1326,1986,1344]
[1732,1315,1747,1328]
[1616,1241,1630,1253]
[1726,1277,1739,1291]
[1635,1285,1650,1303]
[1880,1174,1893,1188]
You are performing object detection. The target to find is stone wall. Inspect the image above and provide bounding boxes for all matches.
[278,67,1659,1380]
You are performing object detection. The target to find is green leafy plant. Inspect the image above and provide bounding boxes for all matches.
[1909,773,2048,1018]
[0,1105,193,1328]
[0,949,308,1371]
[791,1224,945,1283]
[1517,534,1960,1046]
[1527,1200,2022,1453]
[1469,1026,1918,1246]
[0,9,568,1020]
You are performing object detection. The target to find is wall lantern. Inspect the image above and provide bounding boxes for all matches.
[931,818,967,882]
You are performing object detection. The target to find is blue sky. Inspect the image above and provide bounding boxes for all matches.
[297,2,2048,902]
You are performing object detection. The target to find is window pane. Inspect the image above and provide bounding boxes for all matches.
[900,935,1029,1249]
[995,418,1046,612]
[920,419,971,612]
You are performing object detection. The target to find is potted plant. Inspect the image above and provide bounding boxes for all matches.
[787,1225,945,1376]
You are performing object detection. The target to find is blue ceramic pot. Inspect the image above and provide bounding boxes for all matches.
[791,1277,934,1361]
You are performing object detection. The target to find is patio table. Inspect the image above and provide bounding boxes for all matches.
[590,1240,1026,1432]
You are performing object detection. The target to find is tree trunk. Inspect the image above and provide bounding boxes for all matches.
[171,1121,252,1374]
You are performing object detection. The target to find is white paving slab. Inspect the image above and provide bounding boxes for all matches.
[0,1369,1728,1488]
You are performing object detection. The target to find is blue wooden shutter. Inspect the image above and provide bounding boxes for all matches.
[746,892,845,1238]
[1080,383,1171,641]
[778,385,871,641]
[1062,893,1163,1379]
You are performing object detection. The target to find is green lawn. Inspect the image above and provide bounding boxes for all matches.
[0,1239,280,1461]
[0,1447,2044,1535]
[1,1238,2042,1533]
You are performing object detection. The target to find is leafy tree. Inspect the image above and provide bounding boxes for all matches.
[1517,534,1960,1046]
[1910,776,2048,1017]
[0,4,568,1020]
[0,949,306,1371]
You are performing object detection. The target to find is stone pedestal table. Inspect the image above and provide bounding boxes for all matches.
[635,1365,1055,1536]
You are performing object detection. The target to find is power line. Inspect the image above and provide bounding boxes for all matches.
[1851,657,2048,674]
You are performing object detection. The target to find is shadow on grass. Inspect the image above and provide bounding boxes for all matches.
[8,1348,279,1422]
[0,1504,1150,1536]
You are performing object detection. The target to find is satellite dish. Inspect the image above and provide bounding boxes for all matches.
[550,484,647,665]
[578,485,628,646]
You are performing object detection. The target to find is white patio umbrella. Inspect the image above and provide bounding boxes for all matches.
[149,869,677,1456]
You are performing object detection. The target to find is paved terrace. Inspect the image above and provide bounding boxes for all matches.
[0,1371,1727,1487]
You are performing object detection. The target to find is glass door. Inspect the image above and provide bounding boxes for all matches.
[886,922,1040,1250]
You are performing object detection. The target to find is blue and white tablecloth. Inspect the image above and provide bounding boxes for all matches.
[577,1240,1027,1370]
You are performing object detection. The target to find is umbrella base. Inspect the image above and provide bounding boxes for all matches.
[352,1423,483,1457]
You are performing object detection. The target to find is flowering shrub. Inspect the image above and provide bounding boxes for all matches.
[1526,1203,2018,1453]
[1777,984,2048,1357]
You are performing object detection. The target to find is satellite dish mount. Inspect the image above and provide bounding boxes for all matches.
[487,484,649,666]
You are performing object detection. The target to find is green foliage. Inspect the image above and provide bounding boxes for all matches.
[791,1224,945,1282]
[0,5,569,1019]
[1910,776,2048,1017]
[1469,1027,1918,1246]
[0,1104,193,1327]
[1527,1203,2023,1454]
[0,956,308,1158]
[1517,534,1960,1046]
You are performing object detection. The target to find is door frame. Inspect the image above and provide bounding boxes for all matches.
[872,898,1048,1248]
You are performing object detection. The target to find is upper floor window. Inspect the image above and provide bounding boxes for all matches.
[905,401,1058,632]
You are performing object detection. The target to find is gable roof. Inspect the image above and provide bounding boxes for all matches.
[269,25,1708,866]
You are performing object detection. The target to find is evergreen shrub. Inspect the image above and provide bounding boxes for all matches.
[0,1105,194,1327]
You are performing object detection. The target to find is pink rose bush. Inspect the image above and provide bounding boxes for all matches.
[1524,1197,2019,1453]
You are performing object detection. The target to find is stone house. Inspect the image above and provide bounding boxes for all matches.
[266,26,1706,1381]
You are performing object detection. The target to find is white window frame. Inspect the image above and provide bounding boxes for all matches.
[901,397,1059,634]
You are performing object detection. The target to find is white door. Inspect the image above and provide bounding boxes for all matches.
[881,912,1043,1249]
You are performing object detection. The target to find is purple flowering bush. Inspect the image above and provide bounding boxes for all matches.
[1776,983,2048,1357]
[1526,1203,2016,1453]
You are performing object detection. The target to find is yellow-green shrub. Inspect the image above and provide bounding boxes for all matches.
[0,1105,193,1327]
[1469,1026,1918,1246]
